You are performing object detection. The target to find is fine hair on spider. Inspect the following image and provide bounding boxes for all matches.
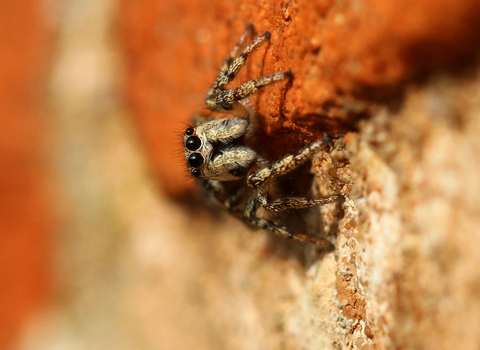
[182,24,343,250]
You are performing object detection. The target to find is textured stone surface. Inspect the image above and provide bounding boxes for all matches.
[343,76,480,349]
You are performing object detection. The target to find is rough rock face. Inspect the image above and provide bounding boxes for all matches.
[330,76,480,349]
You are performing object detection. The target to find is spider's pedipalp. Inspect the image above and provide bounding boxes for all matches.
[201,117,249,143]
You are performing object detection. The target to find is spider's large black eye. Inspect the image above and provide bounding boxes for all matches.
[185,136,201,151]
[191,169,201,177]
[188,153,204,168]
[185,128,194,136]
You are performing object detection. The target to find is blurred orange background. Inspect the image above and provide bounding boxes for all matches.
[0,2,52,348]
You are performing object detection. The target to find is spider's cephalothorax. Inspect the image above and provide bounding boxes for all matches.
[183,25,342,249]
[183,117,256,181]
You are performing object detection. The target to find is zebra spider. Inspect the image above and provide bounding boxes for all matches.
[183,25,342,249]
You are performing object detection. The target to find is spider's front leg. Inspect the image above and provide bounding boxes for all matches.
[205,26,292,117]
[247,137,332,188]
[257,191,343,212]
[246,137,344,247]
[244,193,335,250]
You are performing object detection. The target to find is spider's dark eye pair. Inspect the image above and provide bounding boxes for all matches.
[189,154,203,177]
[185,128,203,177]
[188,153,204,168]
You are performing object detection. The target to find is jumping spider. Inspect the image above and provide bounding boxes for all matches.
[183,25,342,249]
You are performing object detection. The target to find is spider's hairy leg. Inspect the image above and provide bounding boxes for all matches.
[211,30,270,91]
[245,194,335,250]
[216,24,255,84]
[206,31,272,112]
[209,71,293,117]
[247,137,331,189]
[231,71,292,105]
[258,191,343,212]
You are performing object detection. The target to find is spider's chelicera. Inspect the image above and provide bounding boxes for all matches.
[183,25,342,249]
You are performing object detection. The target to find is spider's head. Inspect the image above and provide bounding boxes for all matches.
[183,118,258,181]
